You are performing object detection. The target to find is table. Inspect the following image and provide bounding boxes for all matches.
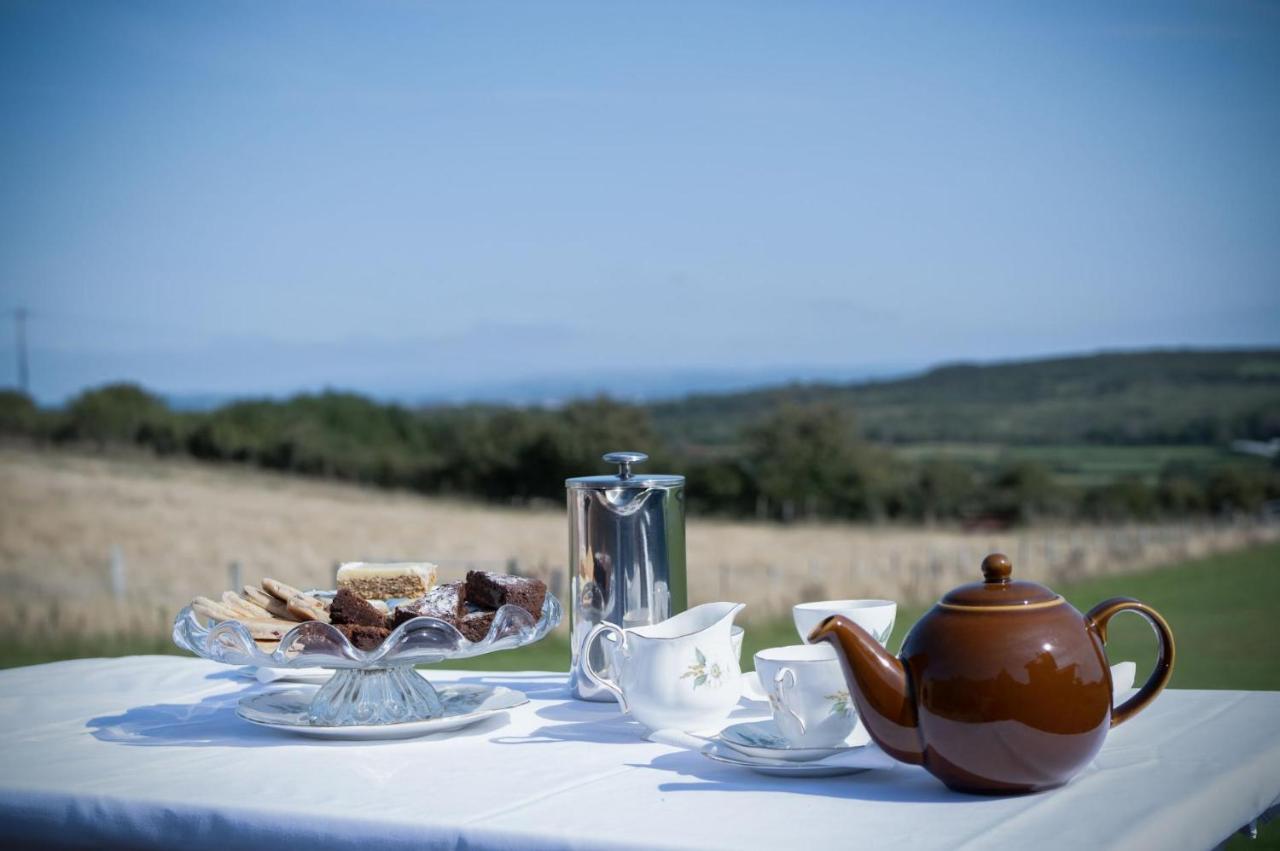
[0,657,1276,850]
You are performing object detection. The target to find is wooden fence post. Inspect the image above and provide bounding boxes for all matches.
[109,545,126,601]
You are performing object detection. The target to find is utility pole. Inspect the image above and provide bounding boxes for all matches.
[13,307,28,394]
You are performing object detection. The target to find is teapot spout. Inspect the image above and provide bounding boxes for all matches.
[809,615,923,765]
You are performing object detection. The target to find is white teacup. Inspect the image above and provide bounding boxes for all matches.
[793,599,897,647]
[754,644,856,748]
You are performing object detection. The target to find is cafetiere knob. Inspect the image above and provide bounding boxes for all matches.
[603,451,648,480]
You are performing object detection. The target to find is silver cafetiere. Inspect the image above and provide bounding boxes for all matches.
[566,451,687,701]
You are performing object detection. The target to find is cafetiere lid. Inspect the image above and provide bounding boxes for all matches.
[565,451,685,490]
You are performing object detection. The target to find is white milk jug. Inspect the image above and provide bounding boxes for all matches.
[584,602,745,732]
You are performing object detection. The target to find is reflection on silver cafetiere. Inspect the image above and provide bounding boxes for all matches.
[566,452,687,701]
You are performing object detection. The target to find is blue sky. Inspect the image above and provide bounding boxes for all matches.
[1,1,1277,404]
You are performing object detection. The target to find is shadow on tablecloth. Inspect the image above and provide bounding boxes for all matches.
[87,690,296,748]
[86,688,512,748]
[85,669,564,749]
[451,671,649,747]
[449,672,570,701]
[481,686,806,749]
[634,750,991,804]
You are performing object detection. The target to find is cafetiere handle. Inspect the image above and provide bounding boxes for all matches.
[1086,597,1176,728]
[583,622,630,712]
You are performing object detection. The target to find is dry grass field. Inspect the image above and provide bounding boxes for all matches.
[1,446,1276,642]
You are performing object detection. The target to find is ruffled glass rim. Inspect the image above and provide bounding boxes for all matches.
[173,593,562,669]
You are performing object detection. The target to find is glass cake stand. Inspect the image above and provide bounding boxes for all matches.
[173,593,561,728]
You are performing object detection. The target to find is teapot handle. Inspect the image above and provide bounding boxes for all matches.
[1085,597,1175,728]
[583,622,630,713]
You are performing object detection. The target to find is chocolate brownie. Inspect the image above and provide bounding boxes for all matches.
[329,588,390,628]
[391,582,466,629]
[336,623,391,650]
[465,571,547,620]
[458,610,496,642]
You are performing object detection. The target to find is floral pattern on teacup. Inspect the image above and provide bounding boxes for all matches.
[681,647,724,689]
[826,690,853,718]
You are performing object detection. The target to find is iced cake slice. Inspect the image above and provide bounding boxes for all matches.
[336,562,437,600]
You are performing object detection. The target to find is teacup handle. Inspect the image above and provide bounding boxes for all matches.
[583,622,630,713]
[772,667,806,735]
[1086,597,1175,728]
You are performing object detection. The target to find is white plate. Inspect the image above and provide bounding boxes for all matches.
[246,666,334,685]
[719,718,870,762]
[700,741,873,778]
[237,684,527,740]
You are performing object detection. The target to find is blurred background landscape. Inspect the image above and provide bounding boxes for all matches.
[1,0,1278,706]
[3,348,1278,683]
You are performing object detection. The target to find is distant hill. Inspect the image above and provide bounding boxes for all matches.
[650,349,1280,449]
[5,346,1277,524]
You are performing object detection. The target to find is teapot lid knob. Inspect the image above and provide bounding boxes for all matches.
[981,553,1013,584]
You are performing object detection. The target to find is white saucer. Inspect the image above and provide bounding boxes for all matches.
[719,718,871,762]
[237,684,527,740]
[740,671,769,702]
[700,741,875,778]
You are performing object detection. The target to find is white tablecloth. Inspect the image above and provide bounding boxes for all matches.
[0,656,1276,850]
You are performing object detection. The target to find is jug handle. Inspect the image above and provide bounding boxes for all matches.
[1086,597,1176,728]
[583,622,630,712]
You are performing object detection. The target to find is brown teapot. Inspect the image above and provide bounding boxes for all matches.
[810,553,1174,795]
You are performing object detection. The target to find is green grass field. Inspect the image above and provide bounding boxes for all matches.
[431,541,1280,689]
[892,442,1264,487]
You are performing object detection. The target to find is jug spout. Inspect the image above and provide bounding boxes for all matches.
[715,601,746,628]
[809,615,923,765]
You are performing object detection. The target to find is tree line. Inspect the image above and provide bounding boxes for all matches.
[1,383,1276,524]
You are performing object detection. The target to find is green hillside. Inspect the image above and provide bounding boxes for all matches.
[651,349,1280,449]
[2,348,1277,524]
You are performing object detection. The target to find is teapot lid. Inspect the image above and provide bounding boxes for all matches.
[565,451,685,491]
[940,554,1062,609]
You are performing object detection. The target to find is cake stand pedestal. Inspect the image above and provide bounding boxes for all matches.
[173,594,562,730]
